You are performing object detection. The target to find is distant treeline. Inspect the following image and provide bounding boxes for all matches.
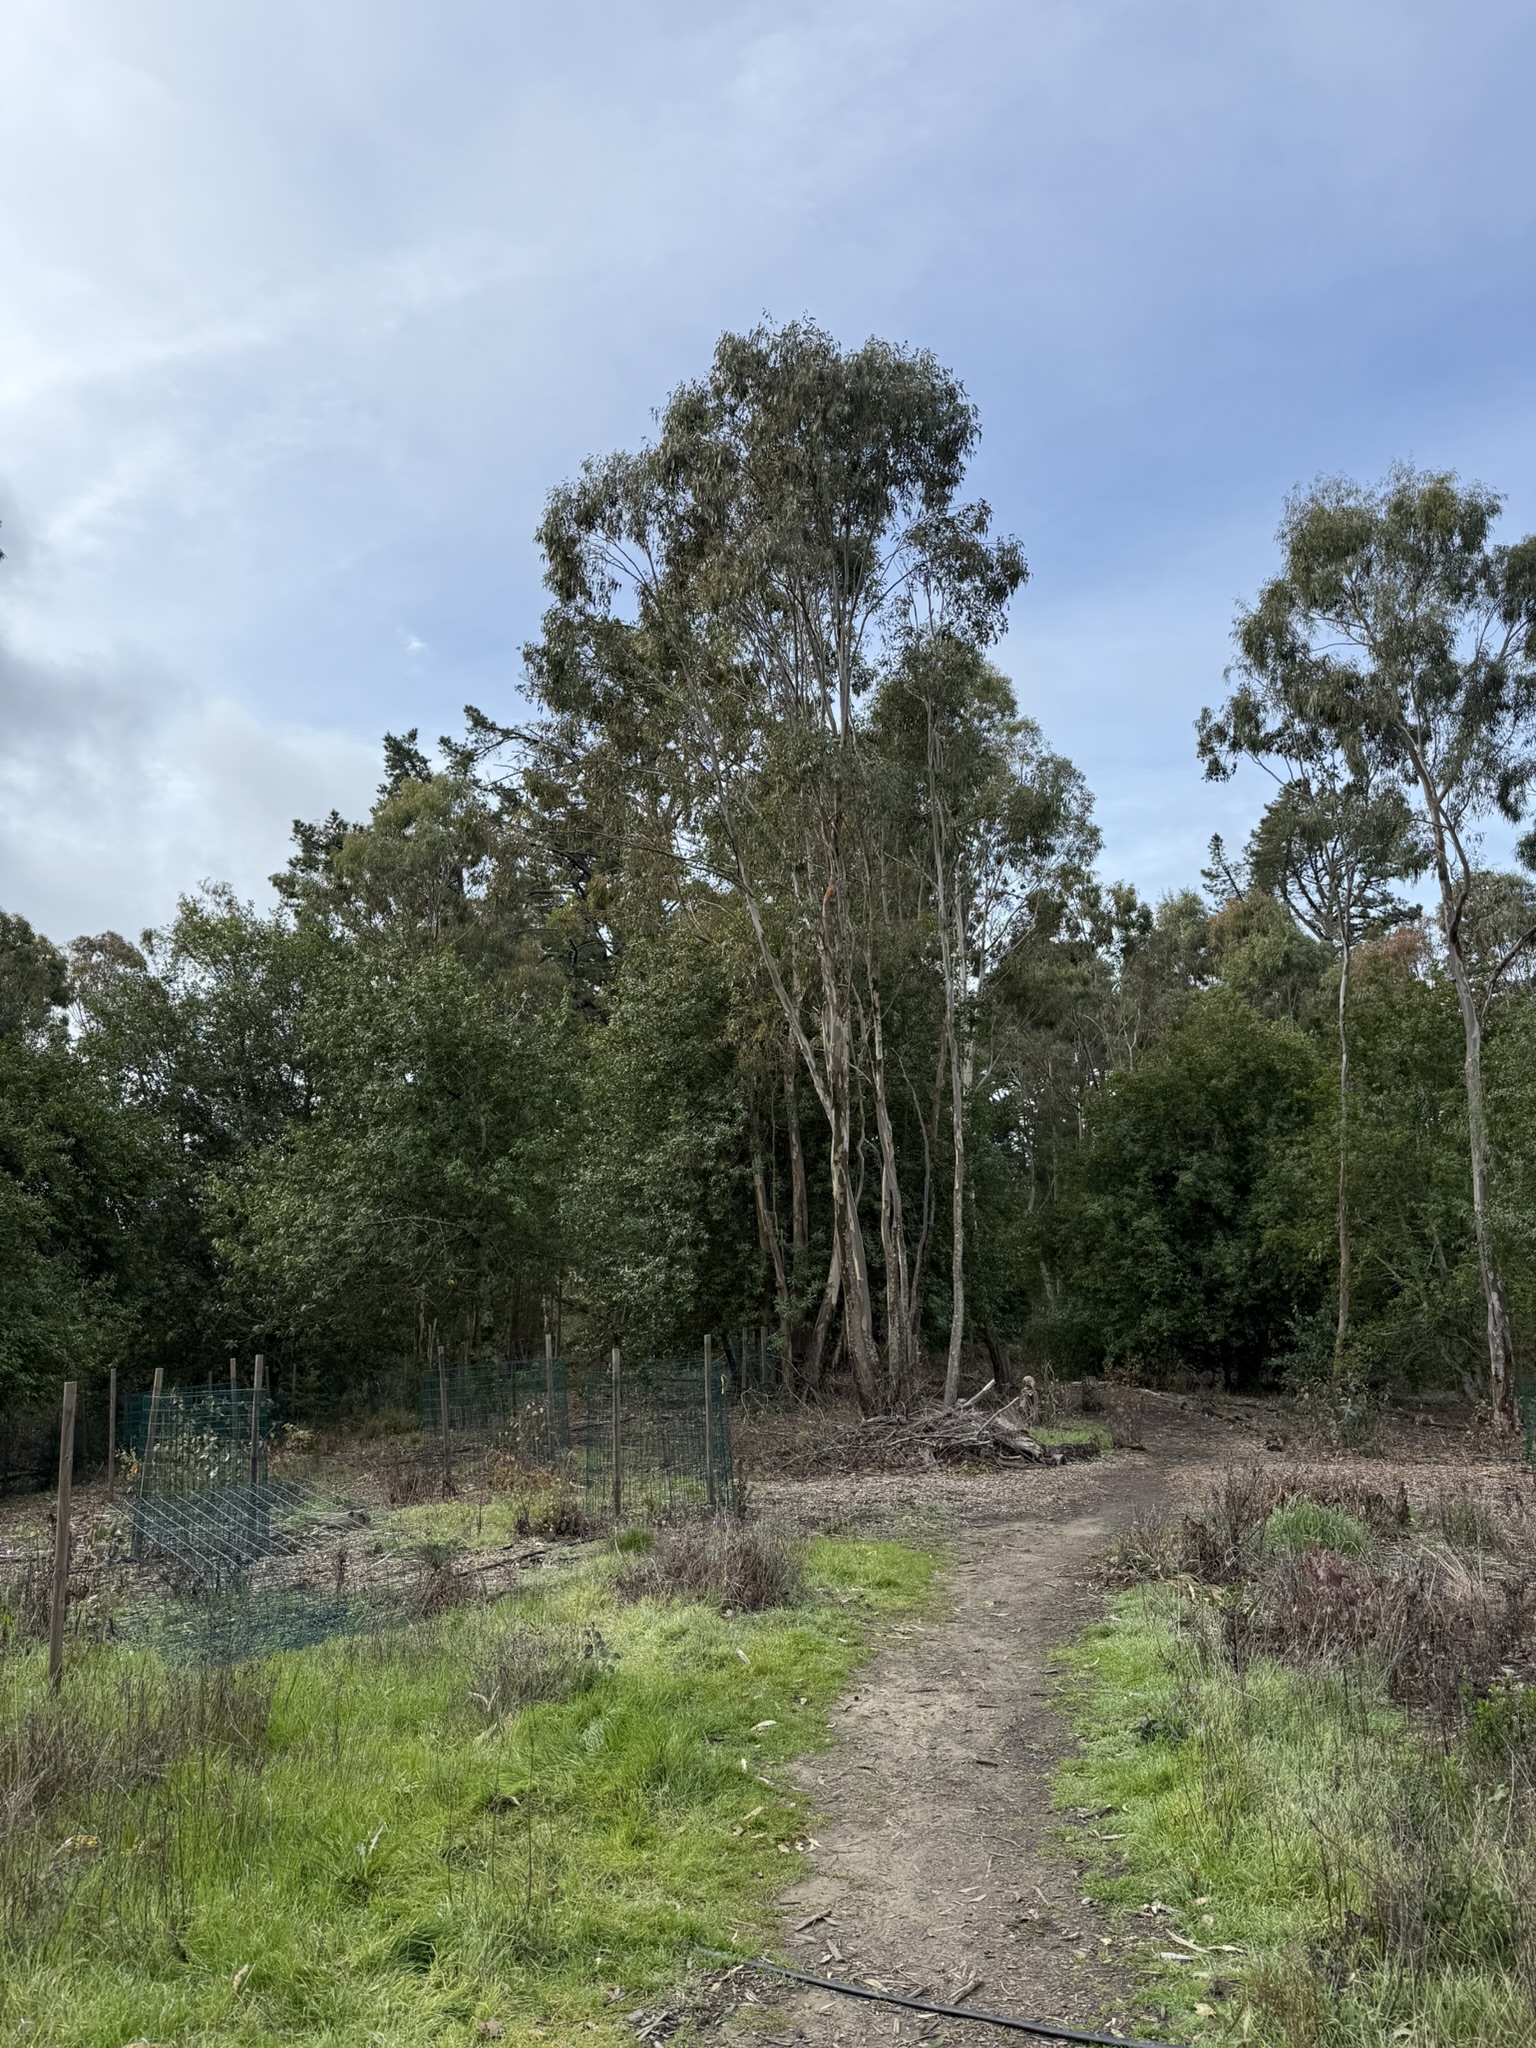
[4,322,1535,1428]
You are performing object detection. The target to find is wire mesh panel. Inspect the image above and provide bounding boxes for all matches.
[576,1354,736,1520]
[725,1327,780,1404]
[417,1353,570,1466]
[125,1385,275,1497]
[128,1481,310,1582]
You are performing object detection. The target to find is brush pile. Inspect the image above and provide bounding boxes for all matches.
[784,1388,1084,1474]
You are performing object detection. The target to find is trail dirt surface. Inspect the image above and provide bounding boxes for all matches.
[715,1402,1244,2048]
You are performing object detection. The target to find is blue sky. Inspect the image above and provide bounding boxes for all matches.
[4,0,1535,941]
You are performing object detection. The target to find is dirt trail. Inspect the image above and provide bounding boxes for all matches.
[724,1407,1243,2048]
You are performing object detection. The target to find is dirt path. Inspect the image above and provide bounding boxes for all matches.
[722,1410,1236,2048]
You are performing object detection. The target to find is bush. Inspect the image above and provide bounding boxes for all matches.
[1263,1499,1371,1557]
[468,1621,608,1720]
[615,1518,805,1612]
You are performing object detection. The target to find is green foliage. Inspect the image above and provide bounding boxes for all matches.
[220,941,571,1377]
[569,931,753,1354]
[0,1029,162,1407]
[1035,991,1322,1383]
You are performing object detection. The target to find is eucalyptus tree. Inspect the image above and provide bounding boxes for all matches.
[872,636,1098,1405]
[529,321,1024,1408]
[1198,707,1422,1359]
[1223,468,1536,1425]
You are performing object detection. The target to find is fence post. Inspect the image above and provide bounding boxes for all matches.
[106,1364,117,1503]
[49,1380,78,1691]
[703,1335,716,1509]
[130,1364,165,1560]
[250,1353,265,1485]
[545,1330,556,1461]
[611,1345,622,1524]
[740,1325,749,1401]
[437,1335,452,1497]
[759,1324,768,1395]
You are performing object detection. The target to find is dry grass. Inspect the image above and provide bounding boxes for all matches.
[614,1518,806,1612]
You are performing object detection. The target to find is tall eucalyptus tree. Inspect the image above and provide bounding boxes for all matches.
[1221,469,1536,1425]
[528,321,1024,1408]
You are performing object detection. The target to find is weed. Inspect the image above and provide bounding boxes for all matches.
[615,1518,806,1612]
[1263,1500,1370,1557]
[468,1621,608,1718]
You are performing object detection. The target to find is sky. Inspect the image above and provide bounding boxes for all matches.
[4,0,1536,943]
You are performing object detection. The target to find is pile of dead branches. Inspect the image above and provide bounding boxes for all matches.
[780,1387,1082,1476]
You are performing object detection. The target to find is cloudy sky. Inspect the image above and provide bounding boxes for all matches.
[4,0,1535,943]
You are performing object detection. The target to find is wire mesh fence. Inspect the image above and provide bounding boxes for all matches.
[574,1352,737,1519]
[5,1340,745,1670]
[417,1352,570,1463]
[125,1384,275,1498]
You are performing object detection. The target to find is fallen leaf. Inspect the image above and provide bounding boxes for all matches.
[752,1720,776,1732]
[230,1964,252,1994]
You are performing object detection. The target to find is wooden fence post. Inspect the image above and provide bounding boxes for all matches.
[545,1330,556,1461]
[703,1335,716,1510]
[49,1380,77,1690]
[250,1353,265,1484]
[611,1345,622,1524]
[437,1333,452,1497]
[106,1364,117,1503]
[131,1364,165,1561]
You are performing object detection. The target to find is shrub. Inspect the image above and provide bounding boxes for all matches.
[468,1622,608,1720]
[615,1518,805,1612]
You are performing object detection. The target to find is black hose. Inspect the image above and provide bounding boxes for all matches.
[702,1953,1193,2048]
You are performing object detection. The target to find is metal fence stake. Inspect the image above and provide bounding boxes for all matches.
[250,1353,265,1485]
[106,1364,117,1503]
[49,1380,77,1690]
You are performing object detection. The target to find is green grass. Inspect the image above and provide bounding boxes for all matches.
[1035,1421,1114,1452]
[0,1534,936,2048]
[1260,1499,1370,1557]
[1055,1584,1536,2047]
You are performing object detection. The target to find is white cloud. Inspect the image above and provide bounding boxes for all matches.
[0,627,378,942]
[0,0,1534,932]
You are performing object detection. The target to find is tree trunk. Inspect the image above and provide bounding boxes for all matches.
[824,992,880,1407]
[1333,940,1352,1372]
[944,1008,968,1410]
[785,1059,809,1262]
[1412,756,1518,1432]
[868,984,917,1408]
[1444,928,1518,1429]
[803,1238,842,1393]
[750,1117,794,1385]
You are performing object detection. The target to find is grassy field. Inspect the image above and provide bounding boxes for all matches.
[0,1527,936,2047]
[1055,1471,1536,2047]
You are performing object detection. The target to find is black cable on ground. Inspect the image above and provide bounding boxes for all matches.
[701,1953,1192,2048]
